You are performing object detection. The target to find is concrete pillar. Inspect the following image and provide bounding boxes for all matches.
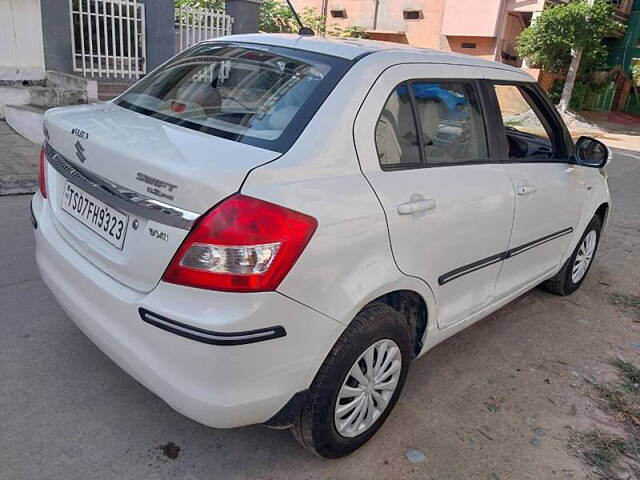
[138,0,176,70]
[225,0,262,34]
[40,0,74,75]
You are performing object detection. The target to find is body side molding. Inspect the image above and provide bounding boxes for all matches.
[438,227,574,286]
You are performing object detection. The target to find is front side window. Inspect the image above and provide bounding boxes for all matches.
[375,81,488,169]
[115,43,351,152]
[493,84,557,160]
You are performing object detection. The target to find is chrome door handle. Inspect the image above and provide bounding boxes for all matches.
[516,185,537,195]
[397,198,436,215]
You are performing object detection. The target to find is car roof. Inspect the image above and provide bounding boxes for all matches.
[213,33,531,79]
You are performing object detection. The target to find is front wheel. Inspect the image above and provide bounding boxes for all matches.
[291,303,412,458]
[544,215,602,296]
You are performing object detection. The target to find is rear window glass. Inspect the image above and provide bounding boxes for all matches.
[115,43,352,152]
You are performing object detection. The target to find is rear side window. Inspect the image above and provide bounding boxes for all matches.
[115,43,352,153]
[375,81,488,169]
[375,85,421,167]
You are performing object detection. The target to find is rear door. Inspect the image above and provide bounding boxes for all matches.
[354,64,516,329]
[487,79,586,297]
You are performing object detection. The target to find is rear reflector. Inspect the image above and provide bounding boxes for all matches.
[162,194,317,292]
[39,147,47,199]
[139,308,287,345]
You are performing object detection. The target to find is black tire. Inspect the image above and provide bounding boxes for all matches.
[291,302,412,458]
[544,215,602,296]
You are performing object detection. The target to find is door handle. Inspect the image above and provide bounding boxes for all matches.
[397,198,436,215]
[516,185,537,195]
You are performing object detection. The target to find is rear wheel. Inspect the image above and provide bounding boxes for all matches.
[544,215,602,296]
[291,303,412,458]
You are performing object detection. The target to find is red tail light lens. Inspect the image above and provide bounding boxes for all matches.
[163,194,318,292]
[39,147,47,199]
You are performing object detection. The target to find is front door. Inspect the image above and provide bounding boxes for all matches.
[354,64,515,329]
[488,80,586,297]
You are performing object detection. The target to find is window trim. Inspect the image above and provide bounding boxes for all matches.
[487,80,573,164]
[376,79,495,172]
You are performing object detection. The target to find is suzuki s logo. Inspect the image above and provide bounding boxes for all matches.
[74,140,86,163]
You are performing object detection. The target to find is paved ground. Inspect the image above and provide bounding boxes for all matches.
[0,121,39,196]
[0,149,639,480]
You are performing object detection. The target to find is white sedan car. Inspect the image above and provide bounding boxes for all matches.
[32,34,611,457]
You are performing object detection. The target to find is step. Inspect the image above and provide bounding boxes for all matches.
[98,82,132,92]
[5,104,48,145]
[97,81,133,101]
[0,86,31,118]
[46,71,98,102]
[28,86,86,108]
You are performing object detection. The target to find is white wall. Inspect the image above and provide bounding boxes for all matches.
[0,0,46,81]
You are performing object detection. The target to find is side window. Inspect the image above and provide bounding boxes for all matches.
[410,82,488,165]
[374,81,488,169]
[375,84,421,167]
[493,84,557,161]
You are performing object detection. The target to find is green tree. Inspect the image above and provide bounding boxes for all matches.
[258,0,368,37]
[516,0,622,110]
[258,0,296,32]
[175,0,225,11]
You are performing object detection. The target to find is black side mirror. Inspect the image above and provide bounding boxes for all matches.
[572,136,610,169]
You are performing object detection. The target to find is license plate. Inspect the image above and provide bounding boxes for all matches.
[61,182,129,249]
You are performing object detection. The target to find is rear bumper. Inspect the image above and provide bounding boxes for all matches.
[32,194,342,428]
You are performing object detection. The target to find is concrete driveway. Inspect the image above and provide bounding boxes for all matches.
[1,149,639,480]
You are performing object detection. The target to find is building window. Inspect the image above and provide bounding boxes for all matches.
[403,9,422,20]
[330,9,347,18]
[461,42,476,49]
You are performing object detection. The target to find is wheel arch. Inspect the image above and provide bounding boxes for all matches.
[364,289,429,358]
[594,202,610,231]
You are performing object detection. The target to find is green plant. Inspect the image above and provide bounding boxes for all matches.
[571,430,628,476]
[258,0,369,38]
[610,292,640,321]
[632,63,640,88]
[517,0,622,77]
[570,359,640,477]
[333,25,369,39]
[259,0,297,33]
[175,0,225,11]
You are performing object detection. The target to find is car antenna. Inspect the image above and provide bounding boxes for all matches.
[284,0,315,36]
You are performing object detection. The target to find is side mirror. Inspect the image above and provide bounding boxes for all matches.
[572,136,610,169]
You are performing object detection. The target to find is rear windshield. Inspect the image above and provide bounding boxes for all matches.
[115,42,352,152]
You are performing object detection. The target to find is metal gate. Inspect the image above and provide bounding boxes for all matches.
[176,5,233,53]
[70,0,146,79]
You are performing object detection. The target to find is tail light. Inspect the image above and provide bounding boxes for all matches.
[39,147,47,199]
[162,194,317,292]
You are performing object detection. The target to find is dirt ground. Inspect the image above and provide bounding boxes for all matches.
[0,148,638,480]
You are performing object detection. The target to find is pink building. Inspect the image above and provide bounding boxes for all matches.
[292,0,548,66]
